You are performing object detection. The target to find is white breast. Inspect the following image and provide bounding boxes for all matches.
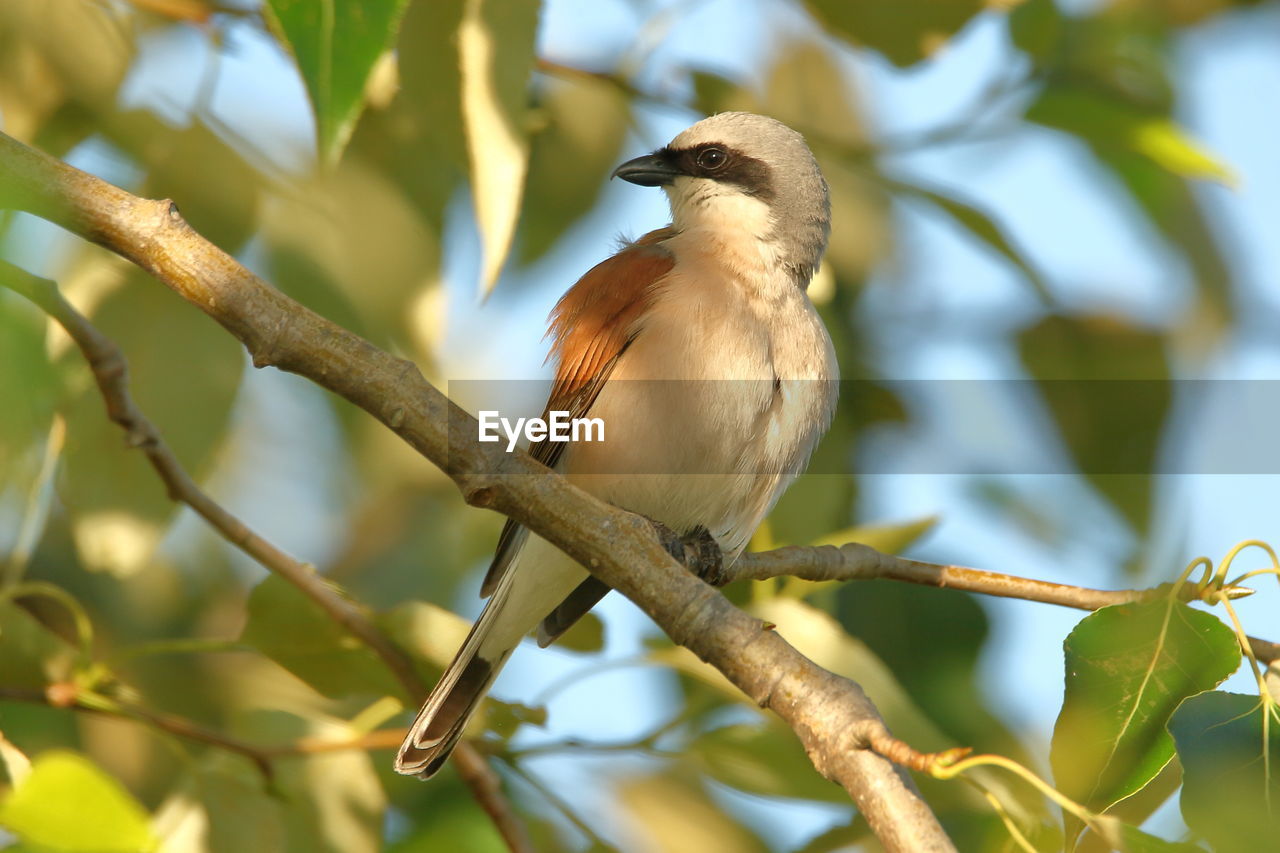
[563,228,838,558]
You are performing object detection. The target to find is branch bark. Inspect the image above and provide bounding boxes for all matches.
[1,131,956,851]
[0,258,532,853]
[733,543,1279,663]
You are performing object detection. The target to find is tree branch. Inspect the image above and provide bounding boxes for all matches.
[0,258,532,853]
[733,543,1279,664]
[1,131,956,852]
[0,686,407,767]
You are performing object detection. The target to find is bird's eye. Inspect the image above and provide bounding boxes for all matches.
[697,147,727,170]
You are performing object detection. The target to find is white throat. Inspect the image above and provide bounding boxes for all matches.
[665,176,780,274]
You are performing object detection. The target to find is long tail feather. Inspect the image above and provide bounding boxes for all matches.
[394,579,517,778]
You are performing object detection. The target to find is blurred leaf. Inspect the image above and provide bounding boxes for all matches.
[618,770,768,853]
[789,819,871,853]
[834,577,1026,762]
[802,0,988,67]
[1027,88,1233,185]
[1102,819,1205,852]
[689,720,845,803]
[1018,314,1169,539]
[518,77,630,264]
[0,601,78,690]
[126,116,264,252]
[459,0,540,293]
[1169,691,1280,853]
[809,515,937,552]
[479,696,547,744]
[749,597,994,771]
[0,294,58,483]
[264,0,411,166]
[1050,601,1239,816]
[262,158,440,351]
[1009,0,1063,63]
[58,269,242,574]
[153,753,284,853]
[240,575,401,701]
[240,711,385,853]
[1020,15,1237,327]
[885,176,1051,302]
[0,0,132,145]
[0,750,156,852]
[125,0,214,24]
[377,598,470,676]
[0,734,32,788]
[353,0,468,229]
[553,610,605,653]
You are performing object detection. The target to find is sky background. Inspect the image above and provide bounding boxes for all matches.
[42,0,1280,848]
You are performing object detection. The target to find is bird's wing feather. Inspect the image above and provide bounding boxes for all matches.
[480,228,676,597]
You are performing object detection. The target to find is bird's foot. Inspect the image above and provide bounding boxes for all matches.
[685,525,727,587]
[647,520,727,587]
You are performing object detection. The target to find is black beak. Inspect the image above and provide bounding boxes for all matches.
[611,151,681,187]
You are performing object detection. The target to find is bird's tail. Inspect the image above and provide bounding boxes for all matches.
[394,575,518,778]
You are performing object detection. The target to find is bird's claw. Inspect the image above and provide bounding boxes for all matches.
[647,520,727,587]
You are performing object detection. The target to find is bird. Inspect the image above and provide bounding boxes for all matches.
[395,111,839,778]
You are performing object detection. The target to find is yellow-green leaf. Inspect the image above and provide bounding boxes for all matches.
[809,515,938,552]
[459,0,540,293]
[0,751,156,852]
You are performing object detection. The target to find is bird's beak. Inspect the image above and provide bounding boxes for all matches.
[611,151,681,187]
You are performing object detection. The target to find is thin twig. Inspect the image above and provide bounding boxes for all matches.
[0,686,405,773]
[0,259,533,853]
[732,542,1279,664]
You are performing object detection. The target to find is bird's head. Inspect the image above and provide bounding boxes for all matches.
[612,112,830,285]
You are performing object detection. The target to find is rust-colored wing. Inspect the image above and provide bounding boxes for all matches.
[480,228,676,597]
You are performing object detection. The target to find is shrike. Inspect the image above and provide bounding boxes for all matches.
[396,112,838,777]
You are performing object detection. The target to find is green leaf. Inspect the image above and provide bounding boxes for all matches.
[459,0,540,293]
[59,268,242,575]
[1169,691,1280,853]
[1097,818,1205,852]
[1027,87,1234,185]
[240,574,402,700]
[809,515,938,552]
[0,750,156,852]
[552,610,605,654]
[264,0,411,166]
[1050,601,1240,814]
[376,598,470,676]
[153,753,284,853]
[518,76,630,264]
[0,734,31,788]
[801,0,988,67]
[0,600,78,690]
[1018,314,1170,540]
[0,293,58,484]
[689,721,846,803]
[885,176,1052,303]
[240,710,386,852]
[1009,0,1064,64]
